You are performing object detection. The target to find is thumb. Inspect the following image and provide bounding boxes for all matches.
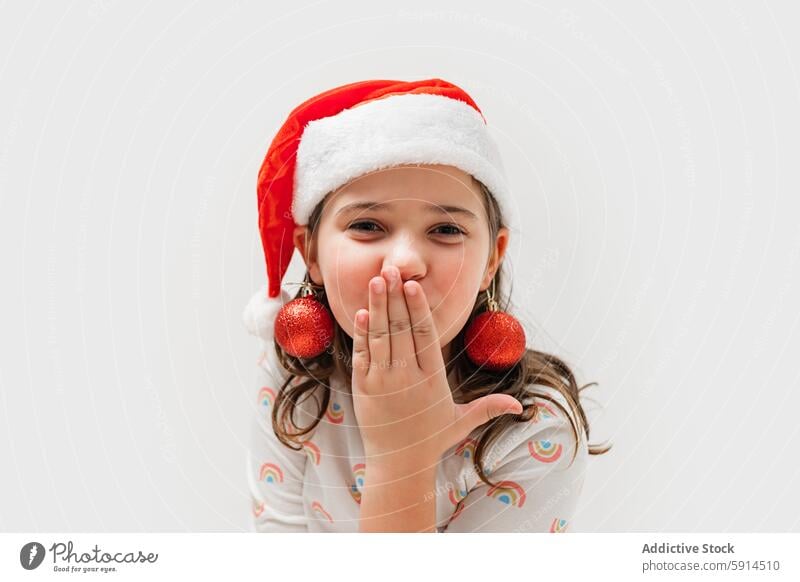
[455,394,523,435]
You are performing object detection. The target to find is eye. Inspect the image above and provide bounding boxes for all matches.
[347,220,382,232]
[432,224,467,236]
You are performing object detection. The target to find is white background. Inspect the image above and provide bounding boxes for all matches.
[1,0,799,532]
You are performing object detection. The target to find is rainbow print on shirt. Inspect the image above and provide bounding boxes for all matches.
[349,463,366,504]
[447,485,468,506]
[528,439,563,463]
[302,441,321,465]
[533,401,558,422]
[486,480,526,508]
[252,499,265,518]
[259,462,284,484]
[549,517,568,532]
[325,400,344,424]
[455,438,477,460]
[257,387,276,411]
[311,500,334,523]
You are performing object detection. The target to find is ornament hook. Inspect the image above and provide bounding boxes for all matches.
[485,278,499,312]
[283,272,324,299]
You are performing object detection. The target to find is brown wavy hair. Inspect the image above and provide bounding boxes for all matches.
[270,177,611,488]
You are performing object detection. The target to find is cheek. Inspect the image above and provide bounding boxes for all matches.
[429,271,480,339]
[316,240,377,334]
[434,277,478,323]
[438,240,485,275]
[435,249,484,297]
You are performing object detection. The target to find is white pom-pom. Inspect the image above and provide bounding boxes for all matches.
[242,285,292,342]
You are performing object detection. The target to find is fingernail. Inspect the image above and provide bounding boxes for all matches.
[372,278,385,294]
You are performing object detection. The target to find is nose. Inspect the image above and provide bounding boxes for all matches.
[382,236,426,282]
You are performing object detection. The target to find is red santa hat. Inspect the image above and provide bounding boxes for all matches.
[243,78,514,342]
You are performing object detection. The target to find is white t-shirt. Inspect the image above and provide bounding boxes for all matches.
[246,333,589,533]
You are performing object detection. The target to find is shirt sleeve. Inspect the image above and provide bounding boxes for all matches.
[441,393,587,533]
[246,341,309,532]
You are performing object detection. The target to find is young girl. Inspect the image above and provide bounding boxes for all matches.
[243,78,610,533]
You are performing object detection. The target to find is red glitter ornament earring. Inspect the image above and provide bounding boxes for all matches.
[464,279,526,372]
[274,273,334,359]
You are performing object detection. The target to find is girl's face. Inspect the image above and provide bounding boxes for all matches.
[293,164,509,362]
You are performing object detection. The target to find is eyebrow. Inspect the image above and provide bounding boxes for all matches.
[335,201,479,221]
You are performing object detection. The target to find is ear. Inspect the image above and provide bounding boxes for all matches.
[481,227,509,290]
[292,225,323,284]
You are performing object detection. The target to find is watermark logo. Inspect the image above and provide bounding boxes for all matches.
[18,540,158,574]
[19,542,46,570]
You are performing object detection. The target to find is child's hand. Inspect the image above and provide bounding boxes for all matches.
[351,265,523,467]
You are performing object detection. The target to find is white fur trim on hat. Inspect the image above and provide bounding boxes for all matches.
[242,285,291,345]
[292,93,515,228]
